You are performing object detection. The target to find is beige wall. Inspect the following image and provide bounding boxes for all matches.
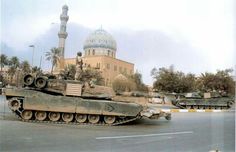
[64,56,134,86]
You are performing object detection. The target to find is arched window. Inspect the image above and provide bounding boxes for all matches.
[93,49,95,55]
[108,50,110,56]
[88,50,90,55]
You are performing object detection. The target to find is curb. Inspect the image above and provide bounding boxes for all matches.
[161,109,226,113]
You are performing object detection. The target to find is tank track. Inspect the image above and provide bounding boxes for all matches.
[10,106,140,126]
[172,100,233,110]
[173,104,232,110]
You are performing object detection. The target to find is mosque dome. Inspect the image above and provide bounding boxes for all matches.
[83,28,117,51]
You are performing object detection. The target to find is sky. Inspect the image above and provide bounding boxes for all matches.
[1,0,235,85]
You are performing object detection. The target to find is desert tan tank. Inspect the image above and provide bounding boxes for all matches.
[2,74,171,126]
[171,92,234,109]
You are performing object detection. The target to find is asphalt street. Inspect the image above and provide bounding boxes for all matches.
[0,96,235,152]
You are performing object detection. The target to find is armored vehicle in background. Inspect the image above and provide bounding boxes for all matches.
[171,92,234,109]
[2,74,171,126]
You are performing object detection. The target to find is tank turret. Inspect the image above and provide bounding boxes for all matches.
[23,74,115,99]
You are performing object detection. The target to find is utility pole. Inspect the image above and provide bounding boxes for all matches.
[39,55,42,69]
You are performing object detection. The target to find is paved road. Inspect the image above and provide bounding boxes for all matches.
[0,96,235,152]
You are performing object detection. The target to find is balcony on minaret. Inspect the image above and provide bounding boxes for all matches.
[60,15,69,21]
[58,31,68,39]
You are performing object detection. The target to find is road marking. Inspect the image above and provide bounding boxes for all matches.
[179,109,188,112]
[96,131,193,140]
[196,110,205,112]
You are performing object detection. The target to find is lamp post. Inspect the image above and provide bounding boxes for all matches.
[39,55,42,69]
[234,65,236,100]
[29,45,35,67]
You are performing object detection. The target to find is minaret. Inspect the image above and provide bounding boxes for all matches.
[55,4,69,72]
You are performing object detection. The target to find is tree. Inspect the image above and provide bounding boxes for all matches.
[197,69,234,94]
[8,56,20,82]
[77,67,104,85]
[45,47,61,74]
[151,66,196,93]
[20,60,31,74]
[112,74,136,92]
[9,56,20,68]
[0,54,8,72]
[181,73,196,92]
[127,71,148,92]
[32,66,42,74]
[59,64,76,80]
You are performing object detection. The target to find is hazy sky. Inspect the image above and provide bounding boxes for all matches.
[1,0,235,84]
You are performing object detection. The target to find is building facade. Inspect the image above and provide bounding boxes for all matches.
[65,28,134,86]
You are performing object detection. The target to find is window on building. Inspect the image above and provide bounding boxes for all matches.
[130,70,133,74]
[108,50,110,56]
[114,65,117,71]
[111,52,114,58]
[107,64,110,69]
[96,63,100,69]
[124,68,127,74]
[92,49,95,55]
[119,67,122,72]
[88,50,90,55]
[106,78,109,86]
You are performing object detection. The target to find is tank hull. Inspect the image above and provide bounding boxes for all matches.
[172,98,234,109]
[4,88,171,125]
[5,88,142,116]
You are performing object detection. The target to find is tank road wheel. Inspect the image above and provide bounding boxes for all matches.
[23,74,34,86]
[35,111,47,121]
[49,112,60,122]
[21,110,33,120]
[62,113,74,123]
[75,114,87,123]
[35,76,47,89]
[8,98,21,111]
[104,116,116,124]
[193,105,198,109]
[88,115,100,124]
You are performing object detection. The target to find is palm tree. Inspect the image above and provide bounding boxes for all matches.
[59,64,76,80]
[45,47,61,74]
[0,54,8,72]
[8,56,20,82]
[32,66,42,74]
[9,56,20,68]
[20,60,31,73]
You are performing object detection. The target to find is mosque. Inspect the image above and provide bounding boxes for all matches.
[55,5,134,86]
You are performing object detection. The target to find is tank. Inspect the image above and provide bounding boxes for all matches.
[2,74,171,126]
[171,92,234,109]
